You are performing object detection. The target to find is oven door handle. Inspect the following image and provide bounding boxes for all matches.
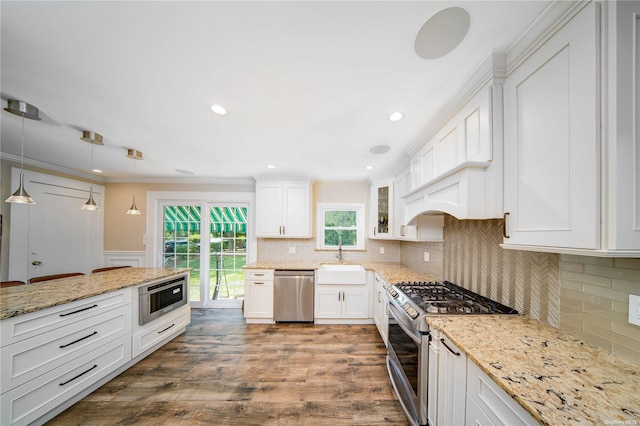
[388,302,423,344]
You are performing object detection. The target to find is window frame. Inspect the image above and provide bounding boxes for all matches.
[316,202,365,250]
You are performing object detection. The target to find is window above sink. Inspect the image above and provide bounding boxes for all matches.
[316,203,365,250]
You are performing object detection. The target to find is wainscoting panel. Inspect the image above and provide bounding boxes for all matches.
[443,216,560,326]
[102,251,146,268]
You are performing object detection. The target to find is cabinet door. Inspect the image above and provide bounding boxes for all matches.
[244,282,273,318]
[465,395,497,426]
[342,286,369,318]
[315,286,342,319]
[428,333,439,426]
[503,3,599,249]
[255,183,283,237]
[282,183,311,237]
[370,179,394,239]
[437,335,467,426]
[373,276,388,344]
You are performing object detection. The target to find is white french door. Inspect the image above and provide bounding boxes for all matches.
[149,191,255,309]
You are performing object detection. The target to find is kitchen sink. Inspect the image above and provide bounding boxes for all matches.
[316,264,366,285]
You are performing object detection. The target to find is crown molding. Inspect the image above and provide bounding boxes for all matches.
[0,152,104,183]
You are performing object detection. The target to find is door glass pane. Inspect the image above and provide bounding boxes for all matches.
[163,205,201,302]
[209,206,247,301]
[377,186,389,234]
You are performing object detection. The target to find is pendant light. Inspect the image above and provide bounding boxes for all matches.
[4,100,41,204]
[126,149,142,215]
[80,131,103,211]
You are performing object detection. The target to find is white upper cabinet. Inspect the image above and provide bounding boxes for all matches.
[503,1,640,256]
[604,0,640,254]
[255,180,312,238]
[369,179,394,239]
[503,1,599,250]
[402,71,504,220]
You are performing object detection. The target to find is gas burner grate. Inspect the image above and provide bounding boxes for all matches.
[391,280,518,315]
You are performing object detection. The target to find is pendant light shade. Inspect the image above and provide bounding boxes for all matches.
[126,149,142,215]
[6,174,36,204]
[81,131,101,211]
[126,195,141,215]
[4,100,40,205]
[81,187,100,211]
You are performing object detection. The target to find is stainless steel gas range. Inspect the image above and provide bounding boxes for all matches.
[385,281,518,426]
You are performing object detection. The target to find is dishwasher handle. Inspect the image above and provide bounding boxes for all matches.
[274,270,315,278]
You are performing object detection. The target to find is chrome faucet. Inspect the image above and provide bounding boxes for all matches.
[337,235,343,262]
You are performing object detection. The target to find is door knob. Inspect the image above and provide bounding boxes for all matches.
[32,261,42,266]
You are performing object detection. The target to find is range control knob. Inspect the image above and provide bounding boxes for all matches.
[389,288,399,298]
[402,303,419,319]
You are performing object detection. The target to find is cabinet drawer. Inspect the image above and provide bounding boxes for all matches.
[466,361,538,426]
[1,336,131,426]
[132,306,190,358]
[246,270,274,280]
[1,289,131,347]
[1,306,131,391]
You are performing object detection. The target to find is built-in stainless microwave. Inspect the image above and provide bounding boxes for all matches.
[139,276,188,325]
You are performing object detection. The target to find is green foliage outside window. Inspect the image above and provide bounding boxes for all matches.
[324,210,358,246]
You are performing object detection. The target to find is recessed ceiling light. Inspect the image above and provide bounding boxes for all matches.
[267,164,276,169]
[389,112,403,121]
[210,104,227,115]
[175,169,194,175]
[369,145,391,155]
[92,169,103,173]
[365,165,374,170]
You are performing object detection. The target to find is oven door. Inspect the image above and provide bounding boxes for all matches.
[387,302,429,426]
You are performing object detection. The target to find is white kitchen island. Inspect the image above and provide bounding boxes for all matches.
[0,268,190,426]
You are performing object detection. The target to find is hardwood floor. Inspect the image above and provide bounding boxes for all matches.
[48,309,409,425]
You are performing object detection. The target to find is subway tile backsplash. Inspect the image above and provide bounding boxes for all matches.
[559,255,640,363]
[256,238,401,264]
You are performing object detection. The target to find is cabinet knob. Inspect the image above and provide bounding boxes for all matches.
[32,261,42,266]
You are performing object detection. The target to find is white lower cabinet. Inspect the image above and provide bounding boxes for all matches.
[1,335,131,426]
[428,331,538,426]
[132,305,190,358]
[429,330,467,426]
[372,274,388,345]
[1,279,192,425]
[315,285,369,320]
[1,306,130,391]
[243,269,274,323]
[465,360,538,426]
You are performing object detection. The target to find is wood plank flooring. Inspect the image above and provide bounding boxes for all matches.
[48,309,409,425]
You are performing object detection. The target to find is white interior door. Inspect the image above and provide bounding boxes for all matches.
[8,168,104,282]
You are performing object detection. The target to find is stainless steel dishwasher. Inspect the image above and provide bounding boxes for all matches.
[273,270,314,323]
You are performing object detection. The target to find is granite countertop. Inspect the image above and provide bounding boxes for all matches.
[0,268,190,320]
[244,261,438,284]
[427,315,640,425]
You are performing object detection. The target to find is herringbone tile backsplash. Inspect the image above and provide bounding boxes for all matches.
[443,216,560,326]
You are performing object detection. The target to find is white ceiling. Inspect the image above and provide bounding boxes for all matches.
[1,1,549,183]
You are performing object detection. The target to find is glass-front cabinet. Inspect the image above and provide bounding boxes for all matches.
[369,179,394,239]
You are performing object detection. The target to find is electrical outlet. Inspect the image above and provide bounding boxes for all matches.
[288,246,296,254]
[424,252,430,262]
[629,295,640,326]
[379,247,385,254]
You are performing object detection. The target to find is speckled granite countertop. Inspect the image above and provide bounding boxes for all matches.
[244,261,438,284]
[427,315,640,425]
[0,268,189,320]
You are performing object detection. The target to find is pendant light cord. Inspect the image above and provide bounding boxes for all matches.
[20,116,25,171]
[90,143,94,189]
